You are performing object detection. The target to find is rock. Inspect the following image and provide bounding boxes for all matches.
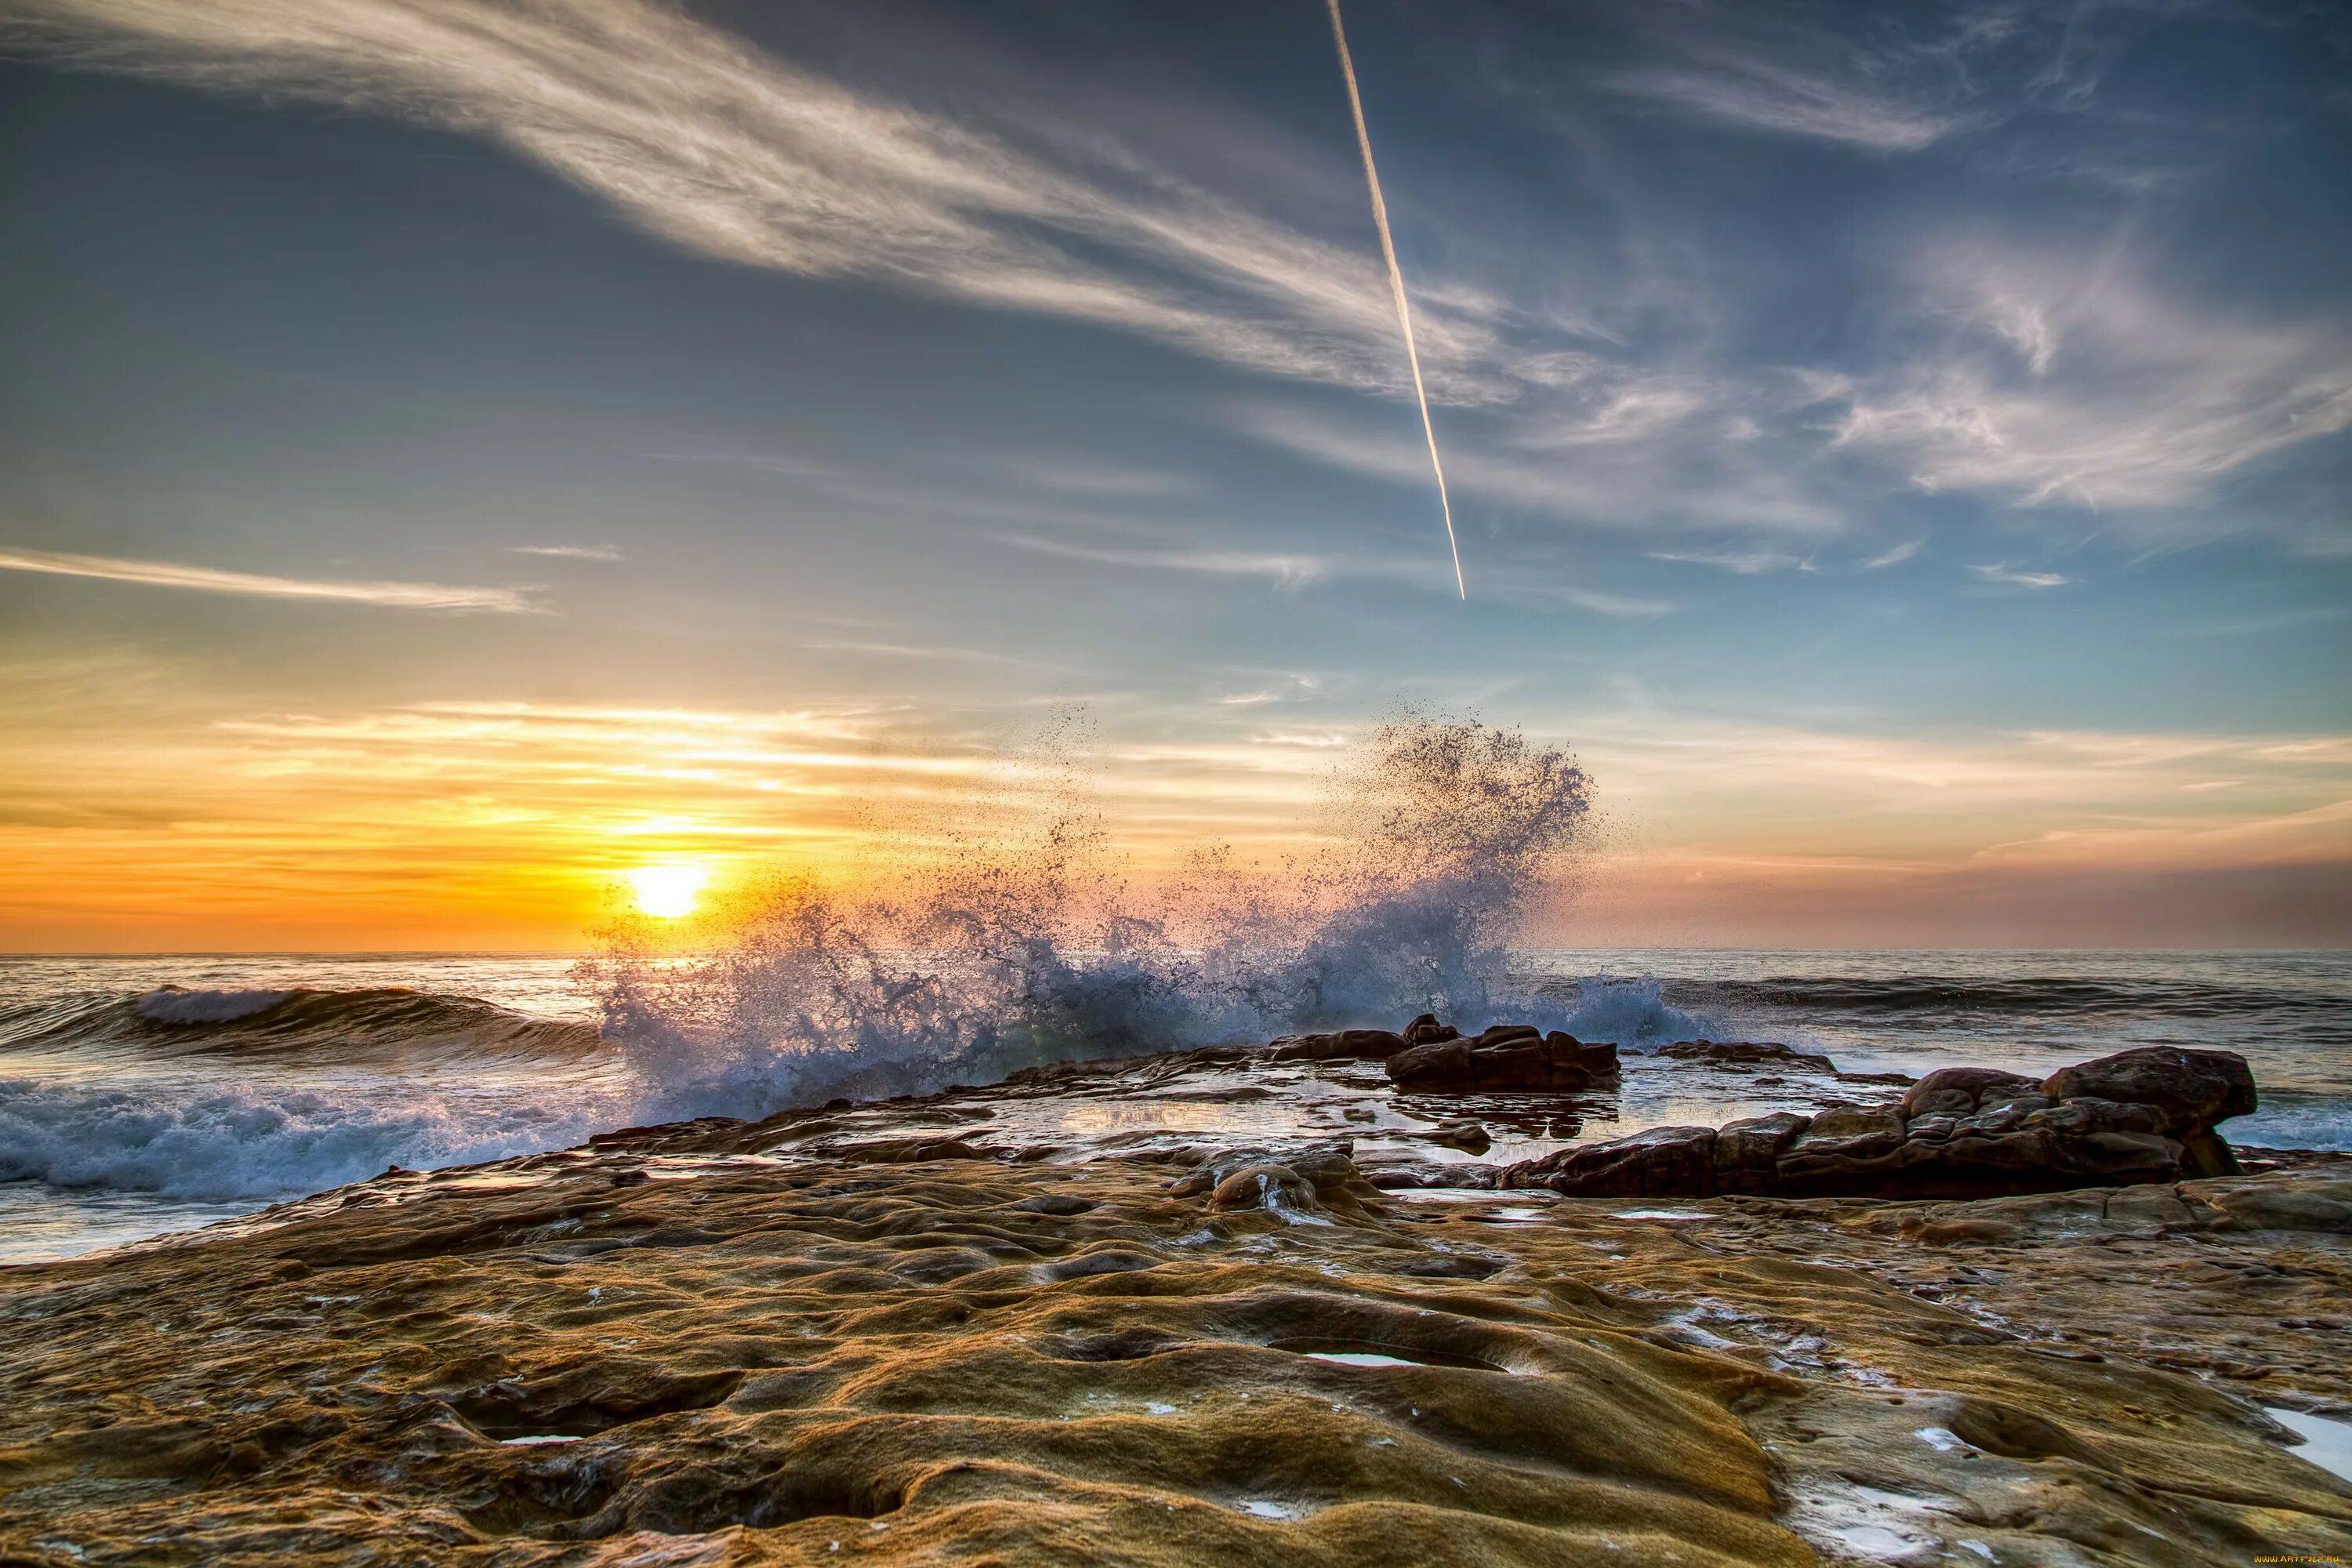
[2041,1046,2259,1136]
[1386,1028,1619,1094]
[1654,1040,1837,1073]
[1400,1012,1458,1047]
[2191,1177,2352,1233]
[1167,1141,1379,1214]
[1265,1027,1406,1062]
[837,1136,990,1163]
[1712,1112,1810,1195]
[1421,1120,1492,1155]
[1207,1163,1323,1214]
[1503,1048,2261,1203]
[1508,1125,1719,1197]
[1898,1068,2041,1120]
[1786,1104,1907,1162]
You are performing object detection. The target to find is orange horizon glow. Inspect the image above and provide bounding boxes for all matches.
[2,681,2347,952]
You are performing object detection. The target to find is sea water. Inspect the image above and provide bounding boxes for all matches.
[2,947,2345,1264]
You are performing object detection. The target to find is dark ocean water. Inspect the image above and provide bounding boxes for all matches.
[2,949,2344,1263]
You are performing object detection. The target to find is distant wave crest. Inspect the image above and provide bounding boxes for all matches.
[0,985,604,1067]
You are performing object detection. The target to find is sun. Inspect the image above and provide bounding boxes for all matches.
[626,862,709,920]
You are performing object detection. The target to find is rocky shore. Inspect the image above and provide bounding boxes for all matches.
[2,1023,2348,1566]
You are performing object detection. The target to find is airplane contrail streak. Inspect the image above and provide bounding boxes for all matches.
[1326,0,1466,601]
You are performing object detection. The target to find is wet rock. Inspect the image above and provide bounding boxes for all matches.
[837,1136,992,1163]
[1653,1040,1837,1073]
[1505,1125,1719,1196]
[1504,1048,2259,1203]
[2042,1046,2258,1131]
[1208,1163,1323,1214]
[1167,1142,1376,1212]
[2193,1177,2352,1233]
[1712,1112,1809,1195]
[1385,1027,1619,1094]
[4,1079,2347,1568]
[1265,1027,1407,1063]
[2041,1047,2257,1176]
[1400,1012,1460,1047]
[1901,1066,2041,1118]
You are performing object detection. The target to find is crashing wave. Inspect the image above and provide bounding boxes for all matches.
[0,1076,602,1202]
[590,715,1604,1122]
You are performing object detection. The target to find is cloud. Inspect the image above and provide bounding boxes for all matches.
[1828,245,2352,514]
[1,0,1544,404]
[1969,563,2070,589]
[1609,62,1962,151]
[0,546,536,612]
[1647,543,1813,575]
[1861,539,1925,569]
[1515,585,1678,618]
[994,533,1330,588]
[508,544,622,561]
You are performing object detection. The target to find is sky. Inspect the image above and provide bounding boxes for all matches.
[1,0,2347,952]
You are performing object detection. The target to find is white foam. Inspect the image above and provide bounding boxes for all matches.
[0,1076,601,1202]
[1558,975,1711,1047]
[1235,1499,1304,1520]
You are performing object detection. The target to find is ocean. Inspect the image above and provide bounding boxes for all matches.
[3,947,2346,1265]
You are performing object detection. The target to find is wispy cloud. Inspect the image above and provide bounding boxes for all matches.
[801,639,1044,669]
[1647,543,1813,575]
[509,544,622,561]
[0,546,536,612]
[1829,244,2352,514]
[1610,62,1962,151]
[1861,539,1926,569]
[995,532,1330,589]
[1522,585,1677,618]
[1,0,1540,403]
[1969,563,2070,590]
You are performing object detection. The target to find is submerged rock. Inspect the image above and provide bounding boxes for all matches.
[1386,1026,1620,1093]
[1504,1046,2262,1201]
[1654,1040,1838,1073]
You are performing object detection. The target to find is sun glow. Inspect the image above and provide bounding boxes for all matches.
[626,862,709,919]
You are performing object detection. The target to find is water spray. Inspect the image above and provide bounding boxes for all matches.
[1326,0,1467,601]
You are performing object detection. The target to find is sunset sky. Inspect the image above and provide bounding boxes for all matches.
[2,0,2347,951]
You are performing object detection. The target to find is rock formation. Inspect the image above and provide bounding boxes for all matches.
[1504,1046,2261,1200]
[1385,1025,1620,1094]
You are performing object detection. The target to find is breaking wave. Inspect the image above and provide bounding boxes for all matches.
[0,1076,601,1202]
[590,715,1600,1121]
[0,986,604,1067]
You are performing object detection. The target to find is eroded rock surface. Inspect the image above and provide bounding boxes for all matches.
[2,1034,2345,1567]
[1,1134,2346,1567]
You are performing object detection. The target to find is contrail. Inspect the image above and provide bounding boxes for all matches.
[1326,0,1465,601]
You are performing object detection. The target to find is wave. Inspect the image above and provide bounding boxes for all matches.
[0,1076,603,1202]
[1666,975,2350,1025]
[591,715,1603,1122]
[0,986,604,1068]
